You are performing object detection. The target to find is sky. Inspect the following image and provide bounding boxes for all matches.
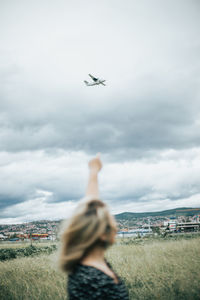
[0,0,200,224]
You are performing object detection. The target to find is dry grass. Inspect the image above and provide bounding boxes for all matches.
[0,241,56,249]
[107,238,200,299]
[0,254,67,300]
[0,237,200,300]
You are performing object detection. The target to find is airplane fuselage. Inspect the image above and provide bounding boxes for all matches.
[84,74,106,86]
[84,80,105,86]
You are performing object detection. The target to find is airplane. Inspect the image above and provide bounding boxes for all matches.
[84,74,106,86]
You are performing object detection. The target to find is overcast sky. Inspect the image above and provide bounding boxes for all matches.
[0,0,200,224]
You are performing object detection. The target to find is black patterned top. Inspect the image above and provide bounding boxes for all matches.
[67,261,129,300]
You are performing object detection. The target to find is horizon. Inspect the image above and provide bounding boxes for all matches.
[1,206,200,225]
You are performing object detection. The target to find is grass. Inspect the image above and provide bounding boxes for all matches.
[0,236,200,300]
[0,241,56,249]
[107,237,200,299]
[0,254,66,300]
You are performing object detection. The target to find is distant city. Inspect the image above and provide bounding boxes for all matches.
[0,207,200,241]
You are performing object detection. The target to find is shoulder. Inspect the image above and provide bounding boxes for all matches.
[69,264,107,286]
[68,264,129,300]
[68,265,108,299]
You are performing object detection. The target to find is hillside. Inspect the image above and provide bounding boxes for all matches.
[115,207,200,220]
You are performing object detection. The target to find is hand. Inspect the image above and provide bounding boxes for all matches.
[88,153,102,174]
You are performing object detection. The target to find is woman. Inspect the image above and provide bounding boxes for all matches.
[60,154,129,299]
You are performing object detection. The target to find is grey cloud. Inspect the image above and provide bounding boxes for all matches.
[0,150,86,212]
[1,80,199,160]
[0,194,26,210]
[0,148,200,220]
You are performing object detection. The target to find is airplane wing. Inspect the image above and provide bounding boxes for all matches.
[100,82,106,86]
[89,74,98,82]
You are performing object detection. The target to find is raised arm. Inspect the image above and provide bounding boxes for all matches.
[86,154,102,198]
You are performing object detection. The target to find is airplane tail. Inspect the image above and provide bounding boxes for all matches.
[84,80,89,86]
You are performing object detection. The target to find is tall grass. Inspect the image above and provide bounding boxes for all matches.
[0,237,199,300]
[107,238,200,300]
[0,254,66,300]
[0,241,56,249]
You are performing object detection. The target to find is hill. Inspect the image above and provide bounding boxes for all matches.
[115,207,200,220]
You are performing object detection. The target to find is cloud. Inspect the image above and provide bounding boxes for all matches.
[0,148,200,223]
[0,189,77,224]
[0,76,200,158]
[0,0,200,223]
[0,150,88,211]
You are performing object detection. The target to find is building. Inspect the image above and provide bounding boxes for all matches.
[0,234,6,240]
[117,228,152,238]
[163,216,200,233]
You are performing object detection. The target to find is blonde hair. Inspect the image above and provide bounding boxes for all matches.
[59,198,117,273]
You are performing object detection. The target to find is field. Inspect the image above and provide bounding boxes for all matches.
[0,236,200,300]
[0,241,56,249]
